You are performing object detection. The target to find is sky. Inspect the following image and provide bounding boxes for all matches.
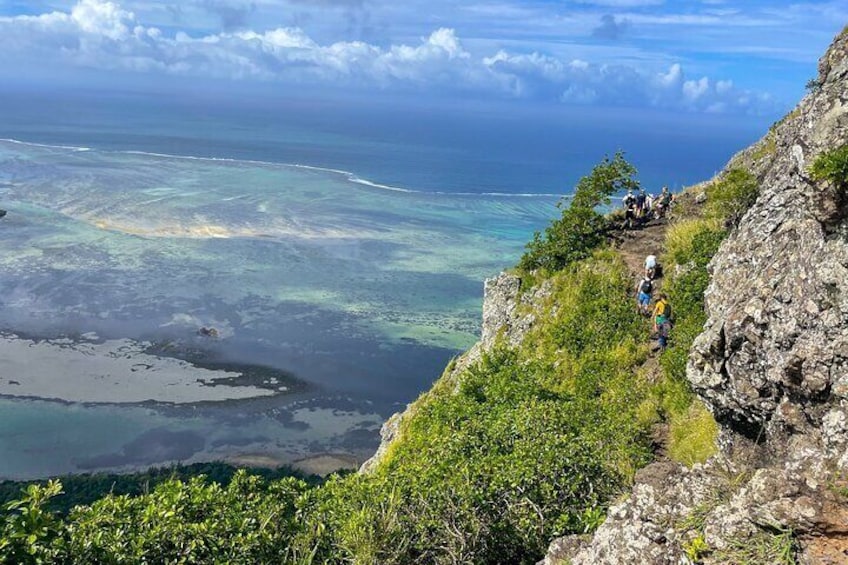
[0,0,845,116]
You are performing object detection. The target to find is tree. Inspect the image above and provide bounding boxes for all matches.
[520,152,639,272]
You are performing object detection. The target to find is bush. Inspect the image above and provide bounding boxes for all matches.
[0,250,659,565]
[330,252,654,564]
[0,481,64,565]
[520,152,639,272]
[63,473,312,564]
[665,218,723,267]
[810,144,848,189]
[0,462,319,516]
[705,168,759,227]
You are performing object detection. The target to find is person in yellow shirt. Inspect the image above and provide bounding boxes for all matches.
[653,293,672,351]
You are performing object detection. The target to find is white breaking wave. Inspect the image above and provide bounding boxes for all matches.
[0,138,564,199]
[0,138,91,152]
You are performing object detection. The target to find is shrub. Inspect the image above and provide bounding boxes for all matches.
[520,152,639,272]
[62,473,311,564]
[340,252,654,564]
[0,480,64,565]
[810,144,848,189]
[665,218,723,267]
[705,168,759,227]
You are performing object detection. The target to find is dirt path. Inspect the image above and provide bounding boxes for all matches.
[612,217,669,280]
[610,216,672,457]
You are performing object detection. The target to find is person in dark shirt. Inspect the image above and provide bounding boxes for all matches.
[635,189,647,219]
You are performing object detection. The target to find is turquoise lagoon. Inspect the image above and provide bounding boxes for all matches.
[0,139,558,478]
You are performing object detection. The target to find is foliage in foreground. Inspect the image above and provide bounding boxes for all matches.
[519,152,639,273]
[0,462,318,516]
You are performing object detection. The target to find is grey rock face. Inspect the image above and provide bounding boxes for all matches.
[688,26,848,451]
[544,28,848,565]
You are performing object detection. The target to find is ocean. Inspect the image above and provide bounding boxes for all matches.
[0,86,769,479]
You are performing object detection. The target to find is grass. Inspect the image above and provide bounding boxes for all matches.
[668,401,720,467]
[751,135,777,161]
[665,217,722,266]
[0,154,771,564]
[705,168,759,226]
[713,528,798,565]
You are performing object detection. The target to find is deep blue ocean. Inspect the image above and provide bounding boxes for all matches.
[0,85,770,478]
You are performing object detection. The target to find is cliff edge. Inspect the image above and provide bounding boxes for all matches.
[544,25,848,565]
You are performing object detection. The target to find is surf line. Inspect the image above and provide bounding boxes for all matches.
[0,138,564,199]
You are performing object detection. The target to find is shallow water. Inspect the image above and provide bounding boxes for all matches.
[0,139,558,478]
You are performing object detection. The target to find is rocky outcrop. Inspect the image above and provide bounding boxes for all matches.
[544,27,848,564]
[689,27,848,446]
[360,272,550,473]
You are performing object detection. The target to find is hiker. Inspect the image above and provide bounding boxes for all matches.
[645,254,657,279]
[624,202,637,229]
[635,189,647,219]
[635,276,653,316]
[623,190,636,209]
[655,186,672,218]
[653,293,672,351]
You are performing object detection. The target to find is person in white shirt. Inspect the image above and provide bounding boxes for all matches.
[645,254,657,279]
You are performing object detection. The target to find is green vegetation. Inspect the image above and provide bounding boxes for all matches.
[656,168,759,467]
[0,251,655,564]
[683,533,710,562]
[667,402,719,467]
[751,136,777,161]
[705,168,759,227]
[0,462,319,516]
[810,144,848,190]
[1,481,63,564]
[0,153,764,563]
[657,215,726,466]
[714,528,798,565]
[519,151,639,273]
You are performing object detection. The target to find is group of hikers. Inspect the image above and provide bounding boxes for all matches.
[623,186,673,229]
[635,253,672,351]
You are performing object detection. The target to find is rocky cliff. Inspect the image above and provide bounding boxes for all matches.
[544,26,848,565]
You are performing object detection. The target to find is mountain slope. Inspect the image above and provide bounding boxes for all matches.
[545,25,848,565]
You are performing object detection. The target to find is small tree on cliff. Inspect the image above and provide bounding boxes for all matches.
[810,144,848,191]
[520,151,639,272]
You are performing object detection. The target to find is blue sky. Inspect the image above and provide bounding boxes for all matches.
[0,0,845,115]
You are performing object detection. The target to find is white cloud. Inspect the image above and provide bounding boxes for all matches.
[683,76,710,101]
[0,0,777,114]
[716,79,733,94]
[71,0,134,39]
[656,63,682,88]
[574,0,664,6]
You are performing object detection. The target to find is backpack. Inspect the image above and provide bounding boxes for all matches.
[639,279,652,294]
[655,300,671,319]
